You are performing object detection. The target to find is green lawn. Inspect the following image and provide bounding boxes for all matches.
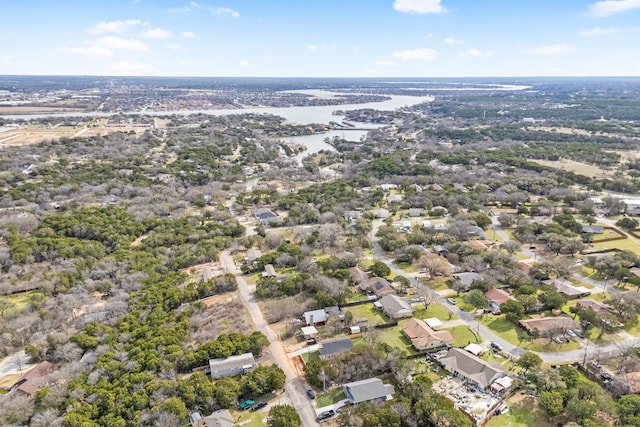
[394,262,418,273]
[0,291,37,316]
[413,303,458,321]
[378,321,418,355]
[301,350,320,364]
[232,408,268,427]
[448,325,480,347]
[344,304,388,326]
[423,277,449,291]
[486,396,553,427]
[316,388,346,407]
[480,314,582,352]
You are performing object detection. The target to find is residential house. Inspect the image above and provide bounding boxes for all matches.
[301,326,318,340]
[344,210,361,221]
[360,277,396,298]
[304,309,328,326]
[409,208,425,217]
[438,348,508,390]
[319,338,354,360]
[349,267,369,286]
[519,316,578,336]
[11,361,57,397]
[262,264,277,278]
[582,225,604,234]
[190,409,234,427]
[253,208,280,226]
[387,194,403,203]
[372,208,390,219]
[484,288,516,314]
[576,299,616,315]
[403,318,453,351]
[464,343,485,357]
[245,249,263,264]
[343,378,395,404]
[378,294,414,319]
[542,278,591,299]
[209,353,256,380]
[451,272,483,291]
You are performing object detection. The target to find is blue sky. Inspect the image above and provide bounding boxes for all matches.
[1,0,639,77]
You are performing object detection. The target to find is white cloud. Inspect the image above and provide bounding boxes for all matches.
[579,26,620,35]
[459,48,494,57]
[215,7,240,17]
[165,44,184,50]
[306,44,318,51]
[588,0,640,17]
[95,36,149,52]
[56,45,114,59]
[169,7,190,13]
[530,43,576,55]
[106,61,155,75]
[88,19,141,35]
[444,37,462,44]
[190,2,240,17]
[182,31,195,38]
[239,60,249,67]
[394,0,446,14]
[140,28,172,39]
[376,60,395,66]
[392,48,437,61]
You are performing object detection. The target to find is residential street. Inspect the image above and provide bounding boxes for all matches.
[220,251,319,427]
[370,219,627,364]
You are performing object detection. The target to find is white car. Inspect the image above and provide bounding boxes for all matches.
[567,330,577,338]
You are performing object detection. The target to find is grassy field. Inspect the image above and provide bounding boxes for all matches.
[480,314,581,352]
[413,303,458,321]
[448,325,479,347]
[591,237,640,252]
[378,321,418,355]
[486,395,553,427]
[423,277,450,291]
[316,388,346,407]
[344,304,388,326]
[0,291,37,316]
[232,408,269,427]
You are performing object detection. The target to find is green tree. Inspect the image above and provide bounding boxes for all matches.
[617,217,639,231]
[267,405,301,427]
[500,300,526,323]
[618,394,640,426]
[369,261,391,278]
[538,390,565,416]
[464,289,488,311]
[517,351,542,373]
[565,397,596,423]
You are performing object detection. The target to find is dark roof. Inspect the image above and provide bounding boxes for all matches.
[439,348,507,389]
[343,378,395,404]
[582,225,604,234]
[319,338,354,357]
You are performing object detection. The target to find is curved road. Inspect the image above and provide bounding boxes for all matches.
[221,251,318,426]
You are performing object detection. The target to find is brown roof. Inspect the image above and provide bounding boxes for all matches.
[13,361,56,396]
[576,299,613,313]
[349,267,369,285]
[519,316,578,334]
[403,318,453,350]
[484,288,516,306]
[361,277,396,297]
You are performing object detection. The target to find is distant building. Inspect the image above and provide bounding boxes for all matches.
[190,409,234,427]
[582,225,604,234]
[519,316,578,336]
[408,208,425,217]
[253,208,279,225]
[360,277,396,298]
[484,288,516,314]
[343,378,395,404]
[378,294,414,319]
[542,278,591,299]
[403,318,453,351]
[209,353,256,380]
[451,272,483,291]
[438,348,507,390]
[304,309,327,326]
[319,338,354,360]
[262,264,277,278]
[11,361,57,397]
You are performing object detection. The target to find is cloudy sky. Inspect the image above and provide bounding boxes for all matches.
[1,0,640,77]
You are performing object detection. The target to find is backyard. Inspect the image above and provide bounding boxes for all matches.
[486,395,553,427]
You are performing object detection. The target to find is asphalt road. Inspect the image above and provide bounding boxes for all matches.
[221,251,319,427]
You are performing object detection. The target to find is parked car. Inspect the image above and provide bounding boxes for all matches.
[574,329,585,338]
[238,399,255,410]
[447,298,456,305]
[251,401,268,411]
[490,341,503,351]
[567,330,577,338]
[317,410,335,421]
[306,389,315,399]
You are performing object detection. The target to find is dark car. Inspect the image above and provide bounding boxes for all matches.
[251,401,268,411]
[317,410,335,421]
[306,389,315,399]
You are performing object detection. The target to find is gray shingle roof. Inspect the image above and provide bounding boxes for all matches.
[439,348,506,389]
[319,338,353,357]
[343,377,395,404]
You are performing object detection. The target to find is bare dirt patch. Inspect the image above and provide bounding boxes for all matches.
[531,159,613,179]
